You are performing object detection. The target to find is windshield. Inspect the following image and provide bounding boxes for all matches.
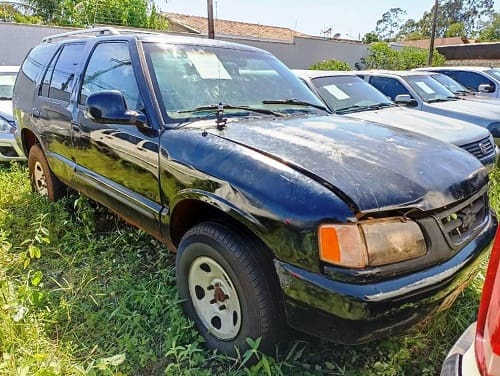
[0,72,16,100]
[310,75,393,113]
[486,69,500,81]
[404,75,457,102]
[431,73,469,94]
[143,43,326,123]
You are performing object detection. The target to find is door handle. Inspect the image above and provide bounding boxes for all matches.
[31,108,41,119]
[70,121,80,132]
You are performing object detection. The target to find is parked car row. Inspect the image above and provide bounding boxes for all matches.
[4,27,500,372]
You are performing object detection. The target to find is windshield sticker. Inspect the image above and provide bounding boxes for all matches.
[415,81,435,94]
[185,51,231,80]
[323,84,350,100]
[0,76,15,86]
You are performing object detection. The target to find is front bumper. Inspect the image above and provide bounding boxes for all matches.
[0,132,26,162]
[275,213,496,344]
[440,322,480,376]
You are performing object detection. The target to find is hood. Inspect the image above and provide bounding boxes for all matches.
[0,100,13,122]
[344,106,490,147]
[463,95,500,106]
[197,115,486,214]
[425,100,500,127]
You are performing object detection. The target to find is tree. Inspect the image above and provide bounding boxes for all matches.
[478,12,500,41]
[309,59,351,71]
[363,42,445,70]
[362,32,380,44]
[444,22,466,37]
[375,8,407,41]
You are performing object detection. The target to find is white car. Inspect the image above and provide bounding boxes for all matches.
[0,66,25,162]
[441,226,500,376]
[294,69,498,169]
[420,66,500,98]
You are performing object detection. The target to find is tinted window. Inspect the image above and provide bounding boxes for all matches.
[40,49,59,97]
[49,44,84,102]
[80,42,141,110]
[20,44,58,84]
[446,71,495,92]
[368,76,410,100]
[404,75,456,102]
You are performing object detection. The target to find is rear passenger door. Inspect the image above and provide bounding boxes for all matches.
[33,43,85,178]
[73,41,162,237]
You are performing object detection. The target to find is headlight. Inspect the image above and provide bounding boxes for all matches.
[487,122,500,139]
[318,218,427,268]
[0,116,15,133]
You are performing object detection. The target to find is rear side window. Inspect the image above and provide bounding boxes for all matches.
[19,44,58,84]
[79,42,141,110]
[446,71,495,92]
[47,44,85,102]
[369,76,410,100]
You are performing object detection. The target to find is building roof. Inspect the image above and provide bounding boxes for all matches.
[398,37,468,49]
[162,12,311,42]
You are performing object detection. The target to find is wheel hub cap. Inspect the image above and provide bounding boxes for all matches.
[188,256,242,340]
[33,161,48,196]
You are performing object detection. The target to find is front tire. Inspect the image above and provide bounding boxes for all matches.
[176,222,284,356]
[28,144,66,201]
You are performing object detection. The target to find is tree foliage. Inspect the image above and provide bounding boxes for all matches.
[363,42,445,70]
[362,32,380,44]
[309,59,351,71]
[375,8,407,41]
[18,0,168,29]
[478,12,500,41]
[377,0,495,41]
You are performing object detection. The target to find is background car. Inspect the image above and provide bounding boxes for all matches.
[295,69,497,169]
[0,66,25,162]
[441,226,500,376]
[422,66,500,98]
[357,70,500,145]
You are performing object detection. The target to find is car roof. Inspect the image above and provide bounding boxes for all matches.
[42,29,270,55]
[418,66,494,72]
[292,69,358,79]
[0,66,19,73]
[355,70,433,77]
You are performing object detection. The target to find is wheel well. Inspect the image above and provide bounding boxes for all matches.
[21,129,39,155]
[170,199,272,257]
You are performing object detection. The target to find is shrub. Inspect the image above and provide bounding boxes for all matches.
[309,59,351,71]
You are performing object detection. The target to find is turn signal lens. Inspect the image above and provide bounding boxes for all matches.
[318,219,426,268]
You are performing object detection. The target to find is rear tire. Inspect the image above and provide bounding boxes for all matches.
[28,144,66,201]
[176,222,284,356]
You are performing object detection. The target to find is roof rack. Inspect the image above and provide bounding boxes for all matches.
[41,27,120,43]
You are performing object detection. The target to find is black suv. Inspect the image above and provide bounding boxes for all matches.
[13,28,497,355]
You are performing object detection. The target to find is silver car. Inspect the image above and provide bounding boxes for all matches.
[0,66,25,162]
[357,70,500,145]
[294,69,497,169]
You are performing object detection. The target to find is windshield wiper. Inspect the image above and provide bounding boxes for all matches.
[262,99,328,112]
[336,103,394,114]
[0,96,12,100]
[427,98,451,103]
[177,104,283,117]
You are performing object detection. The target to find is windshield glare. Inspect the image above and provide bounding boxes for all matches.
[311,75,392,112]
[486,69,500,81]
[431,73,468,94]
[143,43,325,122]
[405,75,456,102]
[0,73,16,100]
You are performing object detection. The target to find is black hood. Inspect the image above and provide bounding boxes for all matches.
[196,115,487,214]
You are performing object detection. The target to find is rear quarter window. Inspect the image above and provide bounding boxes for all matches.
[19,44,58,85]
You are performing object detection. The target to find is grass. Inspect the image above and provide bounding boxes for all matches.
[0,162,498,375]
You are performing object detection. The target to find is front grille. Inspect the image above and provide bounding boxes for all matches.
[460,136,495,159]
[434,187,489,248]
[0,146,19,157]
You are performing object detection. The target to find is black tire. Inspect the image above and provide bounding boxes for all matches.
[176,222,284,356]
[28,144,66,201]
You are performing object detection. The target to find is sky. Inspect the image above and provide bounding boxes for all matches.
[154,0,497,40]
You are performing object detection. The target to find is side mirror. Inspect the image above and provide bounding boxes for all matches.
[394,94,418,107]
[86,90,148,127]
[478,84,495,93]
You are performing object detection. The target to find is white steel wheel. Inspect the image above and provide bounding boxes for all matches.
[188,256,242,340]
[33,160,48,196]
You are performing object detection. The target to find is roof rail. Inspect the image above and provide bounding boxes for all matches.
[41,27,120,43]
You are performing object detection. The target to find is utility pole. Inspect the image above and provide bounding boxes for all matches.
[428,0,439,66]
[207,0,215,39]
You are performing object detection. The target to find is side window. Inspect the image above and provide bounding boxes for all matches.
[448,71,494,92]
[369,76,409,100]
[48,44,84,102]
[19,44,58,84]
[80,42,141,110]
[40,49,60,97]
